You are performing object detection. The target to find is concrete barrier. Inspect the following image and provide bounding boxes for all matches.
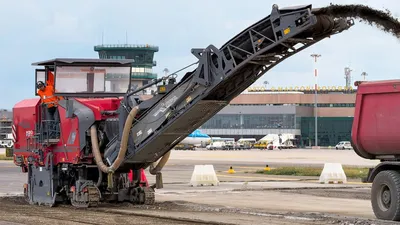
[190,165,219,187]
[319,163,347,184]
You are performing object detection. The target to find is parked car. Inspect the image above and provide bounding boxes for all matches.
[206,141,226,150]
[335,141,352,150]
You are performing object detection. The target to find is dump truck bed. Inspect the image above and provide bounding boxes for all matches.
[351,79,400,160]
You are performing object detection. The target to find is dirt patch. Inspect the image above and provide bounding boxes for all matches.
[0,196,207,225]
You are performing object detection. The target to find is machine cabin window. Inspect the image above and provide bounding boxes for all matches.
[53,65,131,96]
[35,69,46,96]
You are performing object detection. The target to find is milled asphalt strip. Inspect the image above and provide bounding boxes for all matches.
[1,183,370,197]
[89,208,236,225]
[156,188,370,195]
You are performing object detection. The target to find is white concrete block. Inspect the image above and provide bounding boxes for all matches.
[0,148,5,156]
[319,163,347,184]
[190,165,219,187]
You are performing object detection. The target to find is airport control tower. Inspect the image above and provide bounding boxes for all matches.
[94,44,159,94]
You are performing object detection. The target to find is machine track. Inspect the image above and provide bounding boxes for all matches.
[143,187,155,205]
[71,186,101,208]
[87,186,101,207]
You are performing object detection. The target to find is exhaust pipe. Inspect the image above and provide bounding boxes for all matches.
[91,106,139,173]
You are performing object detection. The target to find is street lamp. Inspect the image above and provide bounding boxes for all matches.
[361,72,368,81]
[163,68,169,76]
[277,123,282,143]
[263,81,269,89]
[311,54,321,147]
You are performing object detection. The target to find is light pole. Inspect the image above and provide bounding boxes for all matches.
[163,68,169,76]
[311,54,321,147]
[263,81,269,89]
[239,112,243,139]
[361,72,368,81]
[277,123,282,143]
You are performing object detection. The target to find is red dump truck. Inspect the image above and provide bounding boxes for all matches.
[352,80,400,221]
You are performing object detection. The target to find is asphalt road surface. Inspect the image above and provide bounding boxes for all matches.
[169,148,380,167]
[0,149,393,225]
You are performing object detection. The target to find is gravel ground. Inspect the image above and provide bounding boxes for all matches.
[0,196,395,225]
[0,197,207,225]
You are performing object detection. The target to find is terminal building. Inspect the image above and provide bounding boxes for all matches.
[199,86,356,147]
[0,109,12,141]
[94,44,159,94]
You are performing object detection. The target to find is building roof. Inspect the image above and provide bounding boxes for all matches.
[231,92,356,105]
[31,58,135,66]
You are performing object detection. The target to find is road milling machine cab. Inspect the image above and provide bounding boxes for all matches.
[11,4,354,208]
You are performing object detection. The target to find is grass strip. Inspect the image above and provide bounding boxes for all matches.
[255,166,370,178]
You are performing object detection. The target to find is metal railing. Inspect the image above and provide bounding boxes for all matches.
[131,72,157,79]
[38,105,61,144]
[94,44,159,51]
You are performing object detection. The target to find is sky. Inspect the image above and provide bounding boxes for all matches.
[0,0,399,109]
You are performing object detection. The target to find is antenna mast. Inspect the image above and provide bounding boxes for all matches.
[344,67,352,88]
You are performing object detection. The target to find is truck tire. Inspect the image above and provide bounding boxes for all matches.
[371,170,400,221]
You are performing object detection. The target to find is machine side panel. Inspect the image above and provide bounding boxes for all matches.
[27,164,56,206]
[13,100,83,166]
[104,118,119,140]
[52,105,81,164]
[76,98,121,121]
[59,99,95,150]
[12,99,40,158]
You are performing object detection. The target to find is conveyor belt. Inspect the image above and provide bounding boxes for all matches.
[105,4,354,168]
